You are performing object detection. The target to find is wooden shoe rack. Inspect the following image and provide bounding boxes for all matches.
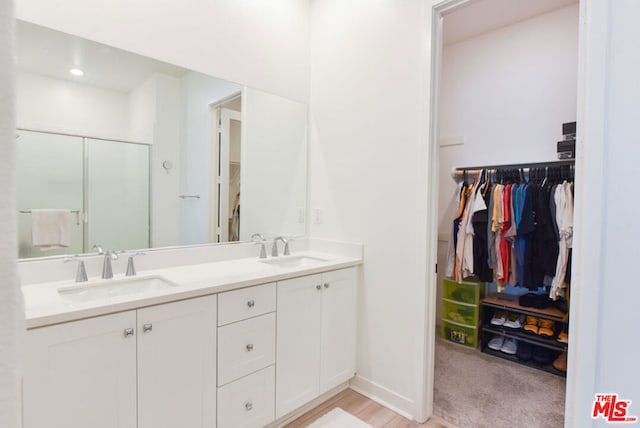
[480,293,568,377]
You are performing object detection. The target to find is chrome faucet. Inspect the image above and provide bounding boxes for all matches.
[64,255,88,283]
[93,245,119,279]
[102,251,119,279]
[251,233,267,259]
[272,236,291,257]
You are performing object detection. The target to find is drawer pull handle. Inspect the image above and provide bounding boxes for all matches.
[316,284,322,290]
[124,328,134,338]
[245,402,253,411]
[324,283,330,289]
[143,324,153,333]
[246,343,254,352]
[247,300,255,308]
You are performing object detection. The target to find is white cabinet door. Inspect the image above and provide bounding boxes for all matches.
[319,267,357,393]
[275,274,322,418]
[23,311,137,428]
[137,295,217,428]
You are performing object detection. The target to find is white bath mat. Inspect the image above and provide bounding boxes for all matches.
[306,407,373,428]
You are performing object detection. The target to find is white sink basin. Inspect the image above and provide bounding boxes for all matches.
[260,255,329,269]
[58,275,179,303]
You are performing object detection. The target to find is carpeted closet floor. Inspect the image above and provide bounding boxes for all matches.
[433,337,565,428]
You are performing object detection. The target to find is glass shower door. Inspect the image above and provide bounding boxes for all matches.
[86,139,150,252]
[16,130,84,258]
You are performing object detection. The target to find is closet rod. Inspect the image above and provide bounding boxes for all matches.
[451,160,574,180]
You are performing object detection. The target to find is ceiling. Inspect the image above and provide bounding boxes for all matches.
[443,0,579,45]
[16,21,189,93]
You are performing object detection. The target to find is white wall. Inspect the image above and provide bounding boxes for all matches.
[241,87,308,241]
[309,0,430,417]
[179,71,241,245]
[438,4,579,235]
[151,74,182,248]
[16,0,310,104]
[0,0,21,425]
[16,71,129,139]
[127,74,156,143]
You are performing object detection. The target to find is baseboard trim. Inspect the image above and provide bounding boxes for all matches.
[349,375,415,420]
[266,382,350,428]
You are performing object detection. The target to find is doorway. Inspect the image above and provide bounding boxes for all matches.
[423,0,580,426]
[209,94,242,243]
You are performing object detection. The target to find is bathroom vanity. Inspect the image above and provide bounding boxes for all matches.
[20,240,362,428]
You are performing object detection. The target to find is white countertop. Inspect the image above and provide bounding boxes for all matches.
[23,250,362,329]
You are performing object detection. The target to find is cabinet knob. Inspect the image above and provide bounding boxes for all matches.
[316,284,322,290]
[324,283,330,289]
[247,300,255,308]
[246,343,254,352]
[124,328,134,338]
[143,324,153,333]
[245,402,253,411]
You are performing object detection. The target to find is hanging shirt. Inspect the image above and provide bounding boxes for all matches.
[499,184,512,285]
[472,182,493,282]
[486,183,497,269]
[445,182,464,278]
[492,184,505,287]
[550,181,574,300]
[455,182,476,281]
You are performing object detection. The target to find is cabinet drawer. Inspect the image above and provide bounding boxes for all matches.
[442,298,479,327]
[441,320,478,348]
[217,365,275,428]
[442,278,484,305]
[218,313,276,386]
[218,283,276,326]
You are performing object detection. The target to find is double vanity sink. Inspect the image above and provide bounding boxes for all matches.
[57,255,329,303]
[23,252,347,328]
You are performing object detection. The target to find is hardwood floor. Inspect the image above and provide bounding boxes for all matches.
[284,389,456,428]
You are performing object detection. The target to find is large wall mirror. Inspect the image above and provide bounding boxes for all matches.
[16,20,308,259]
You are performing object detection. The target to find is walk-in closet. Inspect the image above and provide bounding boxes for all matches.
[433,1,578,426]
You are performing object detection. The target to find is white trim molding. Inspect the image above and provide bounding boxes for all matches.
[349,375,415,421]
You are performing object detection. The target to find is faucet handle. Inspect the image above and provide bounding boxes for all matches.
[283,238,293,256]
[254,241,267,259]
[251,234,267,259]
[125,252,146,277]
[92,244,104,255]
[64,255,88,283]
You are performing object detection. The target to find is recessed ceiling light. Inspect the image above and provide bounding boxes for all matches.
[69,68,84,76]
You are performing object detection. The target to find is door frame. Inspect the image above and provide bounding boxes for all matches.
[420,0,597,426]
[208,92,242,243]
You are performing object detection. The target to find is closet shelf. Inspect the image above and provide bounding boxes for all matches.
[481,325,568,352]
[482,293,566,322]
[481,346,567,378]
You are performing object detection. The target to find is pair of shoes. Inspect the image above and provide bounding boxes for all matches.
[487,335,518,355]
[523,316,555,337]
[504,313,525,329]
[490,311,507,325]
[532,346,558,365]
[557,331,569,343]
[516,341,533,361]
[553,351,567,372]
[491,311,525,328]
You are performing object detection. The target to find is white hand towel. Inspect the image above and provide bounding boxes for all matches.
[31,209,71,250]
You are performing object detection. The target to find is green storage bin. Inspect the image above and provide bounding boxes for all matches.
[441,320,478,348]
[442,299,479,326]
[442,278,483,305]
